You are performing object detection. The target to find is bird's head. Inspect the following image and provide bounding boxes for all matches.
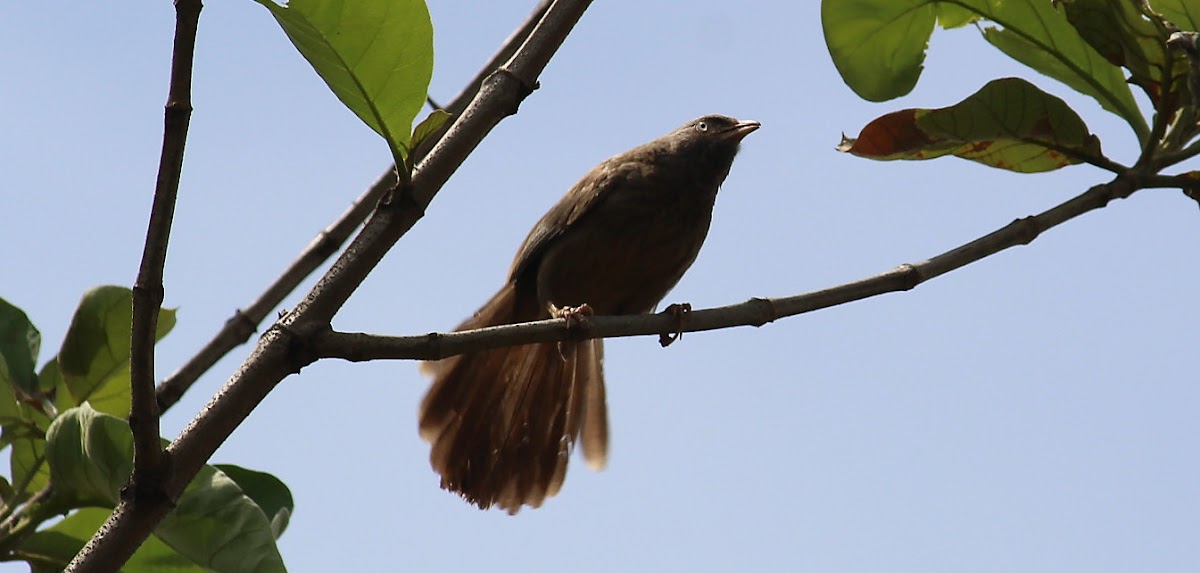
[665,114,760,177]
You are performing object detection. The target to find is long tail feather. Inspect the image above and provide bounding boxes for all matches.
[580,339,609,470]
[418,284,608,513]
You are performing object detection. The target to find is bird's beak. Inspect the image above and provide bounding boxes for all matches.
[725,120,761,142]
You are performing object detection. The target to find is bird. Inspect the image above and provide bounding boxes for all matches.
[419,114,759,513]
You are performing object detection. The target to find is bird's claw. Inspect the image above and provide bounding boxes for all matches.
[659,303,692,347]
[550,303,594,324]
[551,303,594,361]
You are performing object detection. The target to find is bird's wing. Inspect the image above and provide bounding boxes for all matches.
[508,155,645,283]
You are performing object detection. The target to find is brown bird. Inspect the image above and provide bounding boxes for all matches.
[419,115,759,513]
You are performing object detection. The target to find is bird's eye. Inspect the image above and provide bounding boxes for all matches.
[696,121,709,132]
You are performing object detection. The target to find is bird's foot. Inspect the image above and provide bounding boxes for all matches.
[550,302,594,324]
[550,303,594,361]
[659,303,692,347]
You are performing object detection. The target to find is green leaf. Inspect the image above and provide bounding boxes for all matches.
[43,405,132,507]
[936,4,980,29]
[11,435,49,496]
[254,0,435,167]
[401,108,452,173]
[1059,0,1187,118]
[822,0,935,101]
[0,354,23,432]
[821,0,1147,140]
[39,353,63,395]
[0,296,40,396]
[980,0,1148,141]
[168,463,288,573]
[410,108,451,151]
[3,379,51,500]
[0,474,13,504]
[46,406,288,573]
[839,77,1103,173]
[21,507,207,573]
[57,286,176,418]
[45,358,73,417]
[215,464,295,539]
[1152,0,1199,33]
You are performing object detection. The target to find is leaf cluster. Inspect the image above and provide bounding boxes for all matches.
[824,0,1200,183]
[0,290,291,572]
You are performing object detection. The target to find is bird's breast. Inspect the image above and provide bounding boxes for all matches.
[533,177,719,316]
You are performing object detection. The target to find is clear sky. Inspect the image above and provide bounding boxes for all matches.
[4,1,1199,572]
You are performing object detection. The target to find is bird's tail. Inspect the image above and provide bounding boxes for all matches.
[418,284,609,514]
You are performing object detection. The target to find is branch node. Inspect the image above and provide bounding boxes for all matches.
[307,231,344,260]
[487,67,538,116]
[893,263,923,291]
[423,332,444,361]
[381,181,426,219]
[748,297,779,326]
[131,283,165,307]
[123,451,175,511]
[1007,216,1042,246]
[226,308,258,338]
[495,66,539,98]
[275,322,321,374]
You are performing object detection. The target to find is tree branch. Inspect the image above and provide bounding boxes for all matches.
[66,2,203,571]
[153,0,554,413]
[311,176,1143,363]
[132,0,201,512]
[153,169,383,413]
[65,1,593,571]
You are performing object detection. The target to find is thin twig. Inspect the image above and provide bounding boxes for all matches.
[65,2,203,571]
[0,487,60,556]
[311,177,1143,363]
[153,171,384,412]
[1135,51,1176,170]
[153,0,554,413]
[128,0,203,477]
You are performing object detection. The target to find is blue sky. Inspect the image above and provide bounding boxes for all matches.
[4,1,1199,572]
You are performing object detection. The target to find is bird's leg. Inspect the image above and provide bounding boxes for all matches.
[549,303,594,361]
[658,303,692,348]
